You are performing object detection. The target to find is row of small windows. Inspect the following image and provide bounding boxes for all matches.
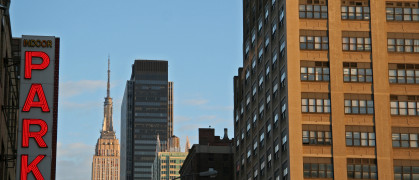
[303,163,334,178]
[389,64,419,84]
[386,7,419,21]
[390,95,419,116]
[301,129,376,147]
[301,98,331,113]
[300,62,330,82]
[301,62,419,84]
[394,166,419,180]
[392,133,419,148]
[388,38,419,53]
[342,6,370,20]
[346,132,376,147]
[302,130,332,145]
[343,63,372,82]
[299,1,419,22]
[299,36,329,50]
[347,159,377,179]
[342,37,371,51]
[299,4,328,19]
[344,99,374,114]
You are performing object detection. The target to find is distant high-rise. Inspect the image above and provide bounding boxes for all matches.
[121,60,169,180]
[92,57,120,180]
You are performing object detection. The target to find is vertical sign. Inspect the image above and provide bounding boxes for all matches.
[17,35,59,180]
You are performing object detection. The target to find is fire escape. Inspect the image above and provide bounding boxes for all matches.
[1,39,20,178]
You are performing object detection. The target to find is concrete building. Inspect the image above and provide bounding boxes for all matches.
[92,57,120,180]
[152,152,188,180]
[121,60,169,180]
[234,0,419,179]
[0,1,19,179]
[179,128,234,180]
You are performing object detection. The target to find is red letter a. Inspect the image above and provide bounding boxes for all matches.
[25,51,50,79]
[22,119,48,148]
[22,84,50,112]
[20,154,45,180]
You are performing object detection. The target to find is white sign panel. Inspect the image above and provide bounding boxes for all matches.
[17,35,59,180]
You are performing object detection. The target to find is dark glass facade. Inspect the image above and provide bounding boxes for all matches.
[121,60,168,180]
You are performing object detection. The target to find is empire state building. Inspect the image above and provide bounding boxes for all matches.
[92,57,120,180]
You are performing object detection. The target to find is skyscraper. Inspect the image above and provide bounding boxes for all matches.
[234,0,419,179]
[121,60,169,180]
[92,57,120,180]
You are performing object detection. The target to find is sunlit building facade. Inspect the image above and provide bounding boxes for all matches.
[234,0,419,179]
[152,152,187,180]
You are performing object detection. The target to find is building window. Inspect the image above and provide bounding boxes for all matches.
[341,0,370,20]
[267,148,272,168]
[259,47,264,61]
[303,130,332,145]
[394,166,419,179]
[388,38,419,53]
[390,95,419,116]
[266,122,272,138]
[303,163,334,178]
[265,6,269,20]
[273,108,279,126]
[342,37,371,51]
[253,138,258,155]
[260,130,265,147]
[265,35,270,48]
[259,100,265,118]
[392,133,419,148]
[302,98,331,113]
[273,77,278,98]
[346,132,376,146]
[253,111,257,125]
[343,62,373,83]
[299,0,328,19]
[281,130,288,152]
[274,138,279,159]
[389,64,419,84]
[301,61,330,82]
[258,18,263,32]
[247,120,251,135]
[300,35,329,50]
[272,22,277,37]
[344,98,374,114]
[252,30,256,45]
[272,51,278,69]
[347,159,377,179]
[386,2,419,21]
[245,42,250,57]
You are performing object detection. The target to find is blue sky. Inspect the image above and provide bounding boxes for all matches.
[11,0,243,179]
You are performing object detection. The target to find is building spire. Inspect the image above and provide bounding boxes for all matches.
[101,55,114,138]
[107,54,110,98]
[185,136,190,153]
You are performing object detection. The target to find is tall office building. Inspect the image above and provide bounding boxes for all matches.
[234,0,419,179]
[92,58,120,180]
[121,60,169,180]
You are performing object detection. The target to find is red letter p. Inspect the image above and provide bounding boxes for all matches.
[25,51,50,79]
